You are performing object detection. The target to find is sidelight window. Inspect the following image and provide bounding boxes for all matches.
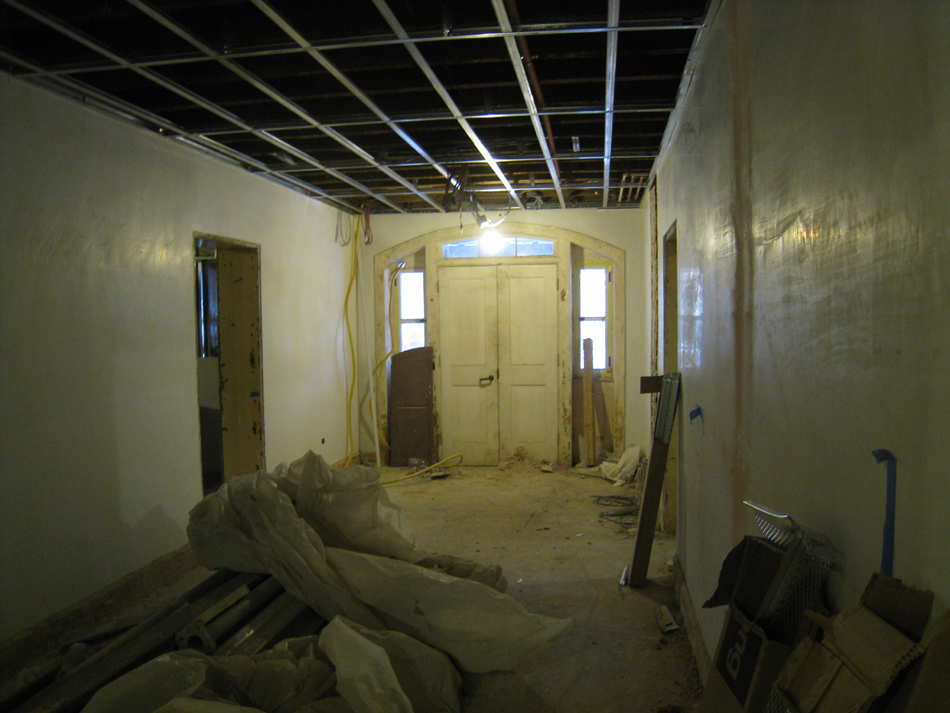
[398,271,426,351]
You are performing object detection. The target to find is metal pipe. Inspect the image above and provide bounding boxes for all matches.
[505,0,561,177]
[602,0,621,209]
[493,0,565,209]
[174,576,284,654]
[216,591,311,656]
[12,571,260,713]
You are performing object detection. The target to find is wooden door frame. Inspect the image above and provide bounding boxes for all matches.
[194,232,265,482]
[373,222,625,468]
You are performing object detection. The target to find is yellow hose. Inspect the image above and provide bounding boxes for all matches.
[379,454,464,485]
[343,212,362,466]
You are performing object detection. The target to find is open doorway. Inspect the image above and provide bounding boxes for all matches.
[194,233,265,493]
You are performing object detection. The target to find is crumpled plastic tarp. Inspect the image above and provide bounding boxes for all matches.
[187,452,571,673]
[599,445,642,485]
[318,617,461,713]
[324,549,569,673]
[272,452,419,562]
[80,622,462,713]
[80,639,335,713]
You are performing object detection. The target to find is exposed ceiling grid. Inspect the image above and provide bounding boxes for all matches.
[0,0,710,214]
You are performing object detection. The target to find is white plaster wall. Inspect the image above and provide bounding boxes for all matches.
[0,73,350,638]
[362,208,654,456]
[656,0,950,654]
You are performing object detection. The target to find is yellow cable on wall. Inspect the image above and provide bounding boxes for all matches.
[342,211,362,466]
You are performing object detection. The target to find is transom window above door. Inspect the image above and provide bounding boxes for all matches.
[442,236,554,258]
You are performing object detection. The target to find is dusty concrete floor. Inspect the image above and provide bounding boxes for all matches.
[383,461,703,713]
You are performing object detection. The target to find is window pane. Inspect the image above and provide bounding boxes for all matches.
[442,239,479,258]
[579,268,607,318]
[580,320,607,369]
[401,322,426,351]
[479,231,515,257]
[399,271,425,320]
[516,238,554,256]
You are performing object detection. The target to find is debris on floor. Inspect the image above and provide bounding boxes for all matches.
[655,606,680,634]
[8,451,572,713]
[598,446,645,486]
[592,494,640,529]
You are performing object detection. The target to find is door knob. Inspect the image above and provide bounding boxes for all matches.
[479,374,495,385]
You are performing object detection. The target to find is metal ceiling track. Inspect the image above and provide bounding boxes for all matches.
[1,0,707,212]
[602,0,620,209]
[0,47,358,212]
[14,20,705,78]
[123,0,440,211]
[175,103,676,138]
[371,0,524,210]
[2,0,408,213]
[245,0,453,204]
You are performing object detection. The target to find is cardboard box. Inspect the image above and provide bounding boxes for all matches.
[771,574,933,713]
[697,603,791,712]
[696,537,802,713]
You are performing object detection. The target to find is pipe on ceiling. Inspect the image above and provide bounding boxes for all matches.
[504,0,560,182]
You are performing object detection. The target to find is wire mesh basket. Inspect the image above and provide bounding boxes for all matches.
[744,500,840,646]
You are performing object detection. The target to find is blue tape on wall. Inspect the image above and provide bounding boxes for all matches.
[689,405,703,423]
[872,449,897,577]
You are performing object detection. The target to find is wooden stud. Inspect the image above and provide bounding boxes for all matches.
[583,338,595,466]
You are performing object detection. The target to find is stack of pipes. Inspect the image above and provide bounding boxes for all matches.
[6,570,324,713]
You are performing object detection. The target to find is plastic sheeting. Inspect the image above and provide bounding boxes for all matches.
[324,549,570,673]
[80,641,335,713]
[273,452,418,562]
[318,617,461,713]
[187,452,571,674]
[599,445,642,485]
[79,624,461,713]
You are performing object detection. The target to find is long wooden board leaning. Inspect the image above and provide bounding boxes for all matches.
[629,372,681,588]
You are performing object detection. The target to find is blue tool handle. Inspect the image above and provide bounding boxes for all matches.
[872,449,897,577]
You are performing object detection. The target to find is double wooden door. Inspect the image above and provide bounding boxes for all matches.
[438,264,558,465]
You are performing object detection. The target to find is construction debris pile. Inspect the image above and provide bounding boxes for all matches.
[13,451,570,713]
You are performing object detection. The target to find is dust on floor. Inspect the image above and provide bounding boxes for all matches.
[382,460,703,713]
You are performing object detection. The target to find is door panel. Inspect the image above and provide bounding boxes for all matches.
[438,266,499,465]
[217,246,265,480]
[498,265,558,462]
[439,264,558,465]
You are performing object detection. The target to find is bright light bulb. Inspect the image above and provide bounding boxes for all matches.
[480,230,503,255]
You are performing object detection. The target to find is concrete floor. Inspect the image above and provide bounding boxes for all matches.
[3,462,702,713]
[384,461,703,713]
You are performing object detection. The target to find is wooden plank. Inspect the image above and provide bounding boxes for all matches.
[217,246,264,480]
[629,372,681,587]
[583,338,595,466]
[628,439,670,587]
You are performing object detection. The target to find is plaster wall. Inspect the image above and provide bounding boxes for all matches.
[0,74,351,638]
[362,208,653,459]
[656,0,950,654]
